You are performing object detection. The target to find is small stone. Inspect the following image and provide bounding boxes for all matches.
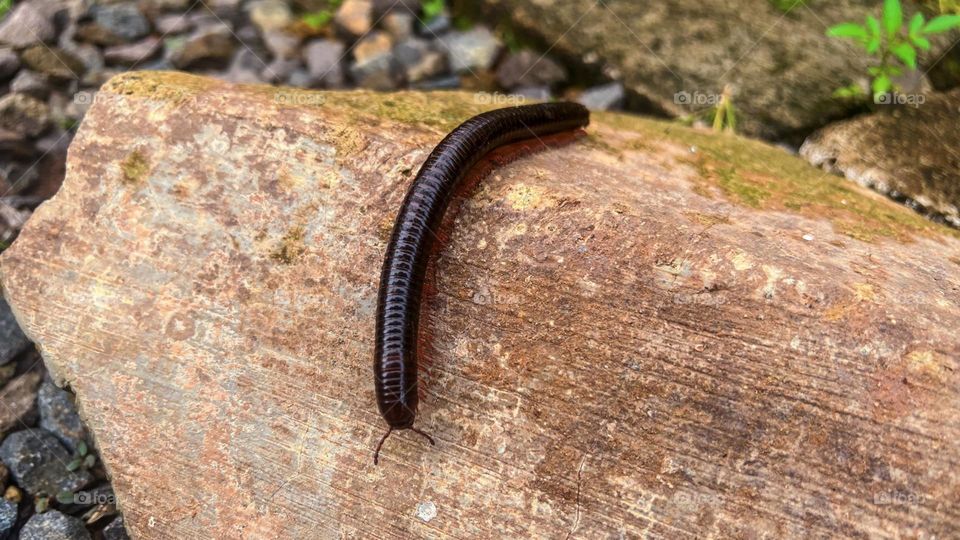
[417,12,451,37]
[78,3,151,46]
[155,14,194,35]
[60,42,106,87]
[103,36,161,66]
[0,364,14,387]
[0,499,15,540]
[0,298,29,364]
[416,500,437,522]
[802,233,815,241]
[393,38,446,83]
[223,49,264,84]
[440,27,501,73]
[102,515,129,540]
[495,49,566,89]
[0,158,40,195]
[38,380,87,453]
[512,85,551,101]
[0,3,56,49]
[383,11,415,41]
[3,486,20,503]
[9,70,50,99]
[335,0,374,38]
[169,23,235,69]
[577,82,625,111]
[263,31,300,60]
[303,39,345,88]
[0,428,93,497]
[0,49,19,80]
[412,74,460,90]
[262,57,302,83]
[286,69,314,88]
[0,93,51,138]
[248,0,294,34]
[20,46,87,80]
[349,31,399,90]
[0,371,42,438]
[20,510,91,540]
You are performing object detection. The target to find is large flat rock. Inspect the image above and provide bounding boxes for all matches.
[1,71,959,538]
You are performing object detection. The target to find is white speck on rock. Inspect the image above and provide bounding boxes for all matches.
[416,501,437,522]
[802,233,814,241]
[689,146,697,153]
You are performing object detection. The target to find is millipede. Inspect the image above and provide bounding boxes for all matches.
[372,102,590,464]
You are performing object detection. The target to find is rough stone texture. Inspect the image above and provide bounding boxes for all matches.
[38,380,88,453]
[0,371,42,438]
[0,429,93,497]
[0,497,15,539]
[1,71,960,538]
[0,3,56,49]
[457,0,958,141]
[0,298,29,365]
[800,88,960,228]
[19,510,91,540]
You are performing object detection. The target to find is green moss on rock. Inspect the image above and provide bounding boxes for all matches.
[595,111,956,243]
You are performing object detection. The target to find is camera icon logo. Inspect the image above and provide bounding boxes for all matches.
[674,91,691,105]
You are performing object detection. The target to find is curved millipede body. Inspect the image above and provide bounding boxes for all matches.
[373,102,590,463]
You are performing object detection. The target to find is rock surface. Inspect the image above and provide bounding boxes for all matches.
[19,510,90,540]
[0,371,42,438]
[0,298,29,365]
[459,0,958,140]
[800,88,960,228]
[1,71,959,537]
[0,429,93,497]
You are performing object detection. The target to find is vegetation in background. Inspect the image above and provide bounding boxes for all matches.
[0,0,11,19]
[768,0,806,13]
[301,0,343,31]
[66,440,97,472]
[422,0,446,22]
[712,86,737,133]
[827,0,960,100]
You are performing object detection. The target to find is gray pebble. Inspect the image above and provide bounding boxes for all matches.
[577,81,625,110]
[20,510,91,540]
[38,380,87,453]
[0,298,29,365]
[0,428,93,497]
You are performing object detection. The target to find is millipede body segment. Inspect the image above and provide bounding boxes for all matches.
[373,102,590,463]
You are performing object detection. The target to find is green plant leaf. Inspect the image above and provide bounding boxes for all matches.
[833,84,866,98]
[0,0,11,18]
[83,454,96,469]
[923,14,960,33]
[908,13,925,37]
[872,74,892,97]
[56,491,76,504]
[77,440,88,456]
[891,41,917,68]
[301,10,333,30]
[66,457,82,472]
[827,22,869,40]
[422,0,445,21]
[866,15,882,53]
[910,35,932,49]
[882,0,903,39]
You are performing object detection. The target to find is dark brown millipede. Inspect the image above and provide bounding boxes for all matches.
[373,102,591,464]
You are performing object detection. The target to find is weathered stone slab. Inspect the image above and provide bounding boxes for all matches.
[1,71,958,538]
